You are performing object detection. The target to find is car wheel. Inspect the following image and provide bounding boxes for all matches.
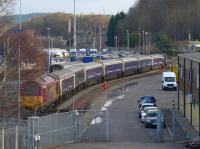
[162,85,165,91]
[145,123,149,128]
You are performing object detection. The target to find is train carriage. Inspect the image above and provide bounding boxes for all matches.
[121,57,139,76]
[101,59,123,80]
[138,56,153,72]
[81,62,103,86]
[151,54,164,70]
[51,70,75,100]
[21,74,59,108]
[64,65,85,91]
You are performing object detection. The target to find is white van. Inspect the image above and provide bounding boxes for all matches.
[161,72,177,90]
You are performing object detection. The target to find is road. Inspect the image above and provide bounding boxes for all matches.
[58,74,186,149]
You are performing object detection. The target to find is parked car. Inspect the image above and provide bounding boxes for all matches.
[144,109,165,128]
[141,107,158,123]
[138,96,157,108]
[138,103,155,118]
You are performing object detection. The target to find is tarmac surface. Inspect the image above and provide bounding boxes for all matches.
[56,74,192,149]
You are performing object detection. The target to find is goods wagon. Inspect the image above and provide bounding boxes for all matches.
[81,62,103,86]
[151,54,164,70]
[21,55,167,109]
[121,57,139,76]
[138,56,152,72]
[101,59,123,80]
[64,65,85,91]
[51,69,75,100]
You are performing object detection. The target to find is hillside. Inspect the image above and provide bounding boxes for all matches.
[14,13,110,49]
[9,13,48,24]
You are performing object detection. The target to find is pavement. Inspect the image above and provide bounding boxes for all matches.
[174,109,199,140]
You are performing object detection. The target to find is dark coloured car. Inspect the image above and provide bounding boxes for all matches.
[138,96,157,108]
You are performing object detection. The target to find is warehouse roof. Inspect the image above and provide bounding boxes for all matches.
[178,53,200,62]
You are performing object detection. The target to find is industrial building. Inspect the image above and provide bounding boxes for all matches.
[178,53,200,134]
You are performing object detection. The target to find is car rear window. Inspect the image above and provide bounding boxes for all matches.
[147,111,157,117]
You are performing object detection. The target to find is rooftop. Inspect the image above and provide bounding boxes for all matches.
[178,52,200,62]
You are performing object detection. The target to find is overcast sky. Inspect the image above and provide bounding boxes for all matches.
[14,0,137,15]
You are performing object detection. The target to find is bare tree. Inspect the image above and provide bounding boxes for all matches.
[0,0,15,34]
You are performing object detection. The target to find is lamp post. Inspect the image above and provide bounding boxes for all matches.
[16,1,22,148]
[18,0,22,121]
[127,29,129,56]
[73,0,77,50]
[142,31,145,55]
[99,26,102,54]
[145,32,148,55]
[73,0,77,141]
[47,28,51,73]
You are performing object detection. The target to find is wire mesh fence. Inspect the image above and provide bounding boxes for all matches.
[26,110,108,149]
[36,111,75,149]
[76,110,108,141]
[0,110,108,149]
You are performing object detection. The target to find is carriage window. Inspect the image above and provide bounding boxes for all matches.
[21,82,39,96]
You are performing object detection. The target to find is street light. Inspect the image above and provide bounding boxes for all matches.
[47,28,51,73]
[73,0,77,50]
[145,32,148,55]
[127,29,129,56]
[16,1,22,148]
[18,0,22,121]
[142,31,145,55]
[99,26,102,55]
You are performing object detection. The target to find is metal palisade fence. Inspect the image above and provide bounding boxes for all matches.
[0,109,109,149]
[0,118,28,149]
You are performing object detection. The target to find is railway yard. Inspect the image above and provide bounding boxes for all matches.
[1,56,197,149]
[56,73,188,149]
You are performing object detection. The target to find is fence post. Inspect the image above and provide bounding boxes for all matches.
[27,117,39,149]
[15,125,18,149]
[1,128,4,149]
[106,109,109,141]
[157,109,162,142]
[172,99,175,140]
